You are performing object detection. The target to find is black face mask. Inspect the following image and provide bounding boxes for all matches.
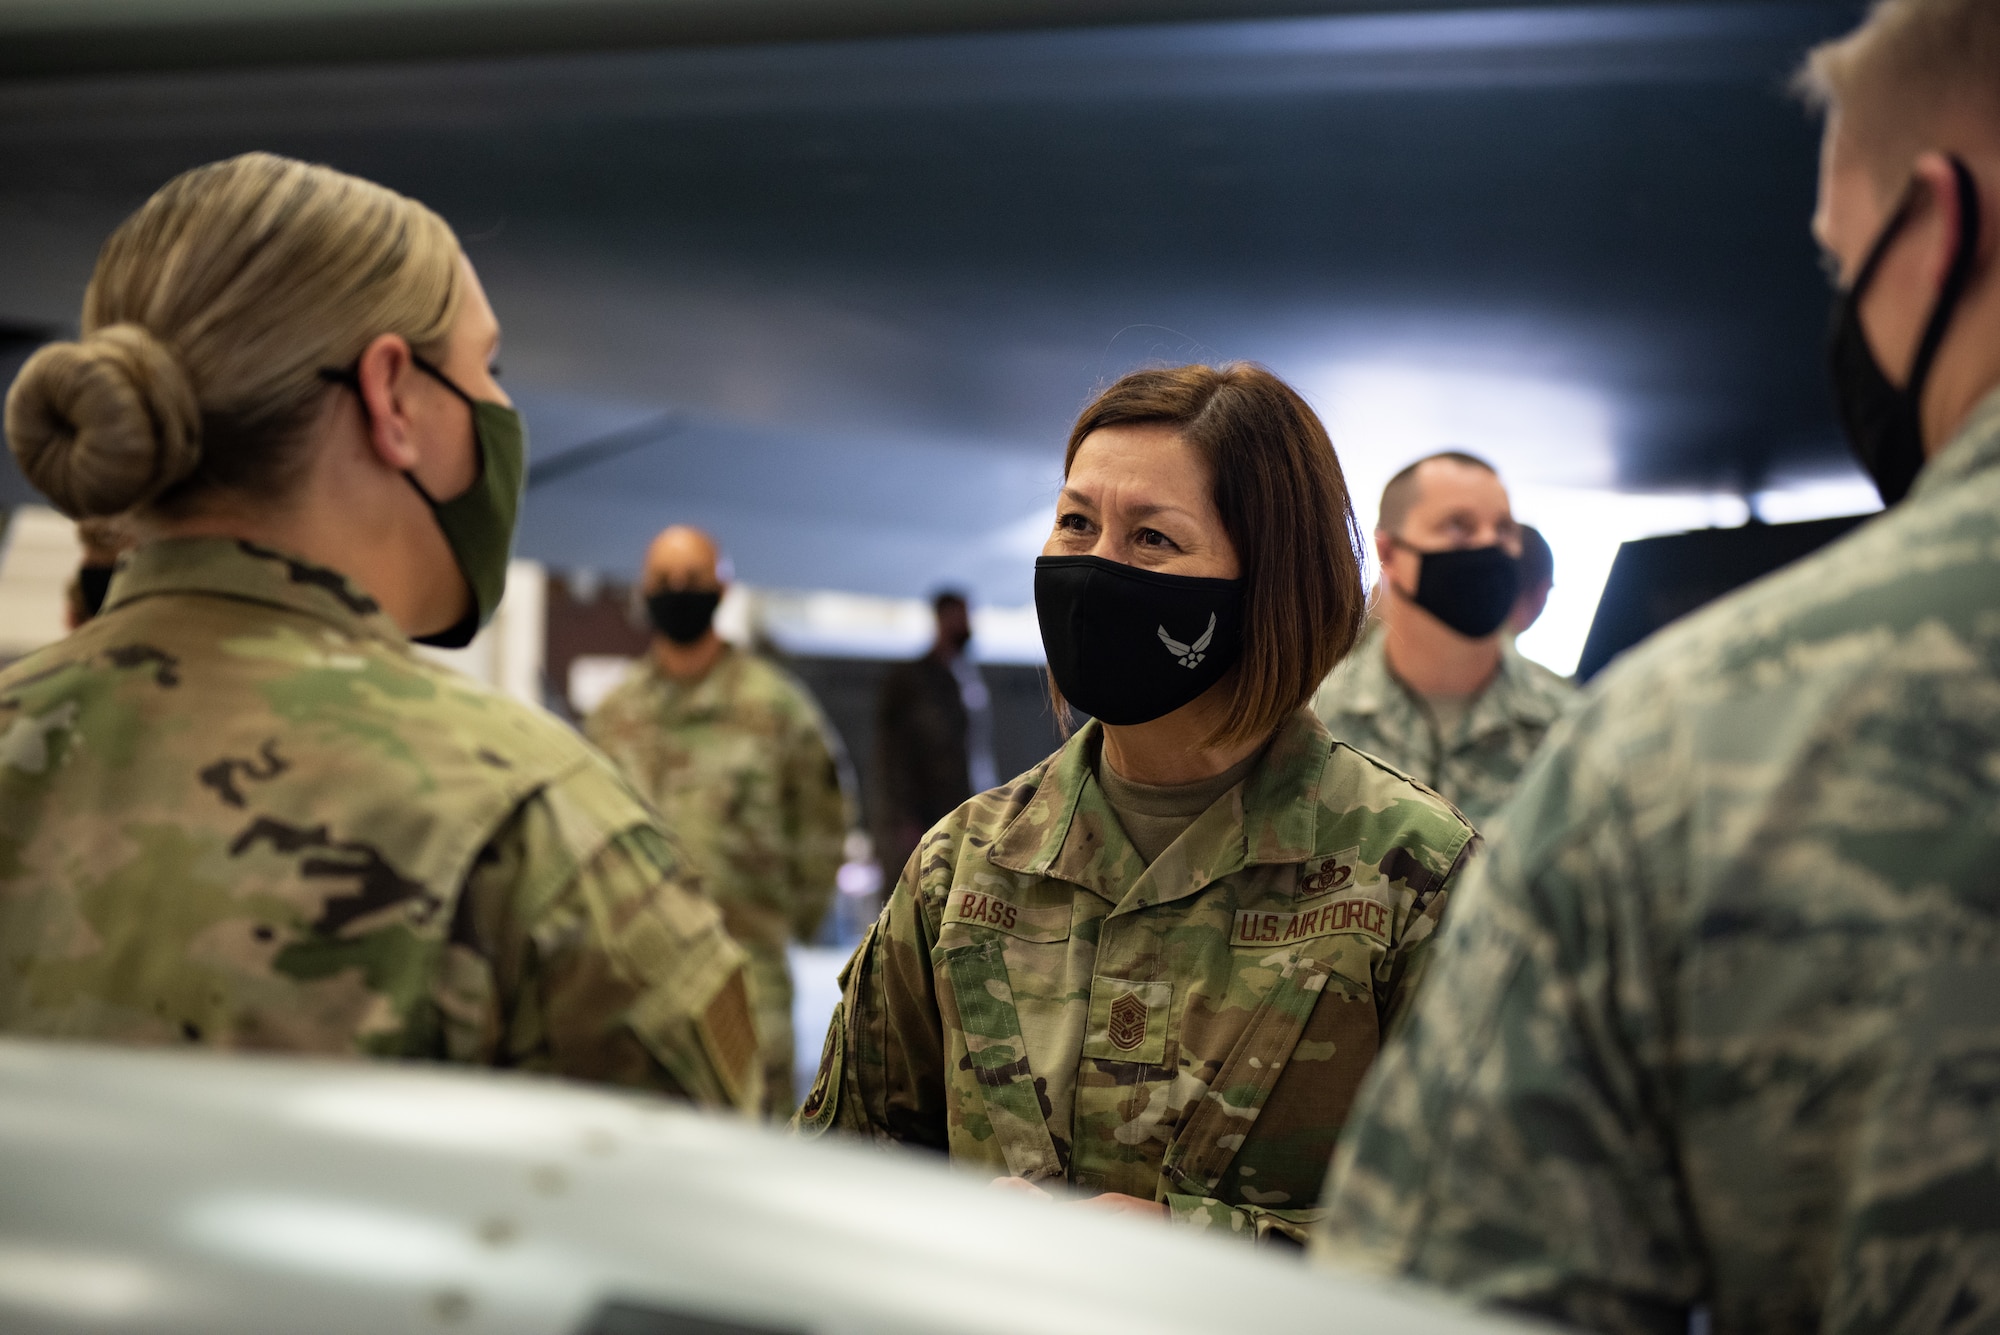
[1034,555,1244,726]
[1395,541,1520,640]
[1829,156,1983,508]
[76,564,115,622]
[647,589,722,645]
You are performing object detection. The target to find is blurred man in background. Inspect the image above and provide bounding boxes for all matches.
[870,590,997,881]
[1318,2,2000,1328]
[1505,523,1555,640]
[1312,453,1575,827]
[587,526,853,1117]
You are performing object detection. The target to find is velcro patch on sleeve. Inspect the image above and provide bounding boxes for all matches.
[940,887,1071,943]
[1231,894,1390,948]
[698,970,761,1113]
[792,999,844,1136]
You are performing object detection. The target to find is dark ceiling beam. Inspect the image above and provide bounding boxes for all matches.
[0,0,1851,80]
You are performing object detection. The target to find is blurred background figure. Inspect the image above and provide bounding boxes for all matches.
[1505,523,1554,641]
[870,590,998,883]
[1314,453,1575,827]
[586,525,853,1118]
[64,514,137,629]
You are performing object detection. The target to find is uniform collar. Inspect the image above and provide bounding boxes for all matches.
[1328,620,1395,716]
[1335,620,1563,742]
[1909,383,2000,502]
[643,641,740,705]
[988,708,1327,911]
[105,538,405,643]
[1469,644,1571,737]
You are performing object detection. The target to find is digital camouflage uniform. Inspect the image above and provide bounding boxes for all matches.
[1315,391,2000,1332]
[798,709,1474,1246]
[0,539,759,1112]
[1311,622,1576,830]
[587,647,851,1115]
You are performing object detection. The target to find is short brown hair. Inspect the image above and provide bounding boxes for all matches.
[1055,363,1366,747]
[1376,450,1498,537]
[1797,0,2000,181]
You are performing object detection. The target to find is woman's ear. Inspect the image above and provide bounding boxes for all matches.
[353,333,421,472]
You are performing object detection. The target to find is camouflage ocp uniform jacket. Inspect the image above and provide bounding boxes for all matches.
[798,709,1474,1245]
[1311,623,1577,830]
[585,648,851,958]
[585,647,852,1113]
[1315,392,2000,1332]
[0,539,759,1112]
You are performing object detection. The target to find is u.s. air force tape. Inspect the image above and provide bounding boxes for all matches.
[1230,894,1390,948]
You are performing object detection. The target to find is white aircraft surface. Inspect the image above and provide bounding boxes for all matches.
[0,1040,1552,1334]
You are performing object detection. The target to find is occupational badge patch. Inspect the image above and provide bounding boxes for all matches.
[1107,990,1149,1051]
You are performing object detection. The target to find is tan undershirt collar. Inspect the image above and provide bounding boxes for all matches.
[1096,744,1266,866]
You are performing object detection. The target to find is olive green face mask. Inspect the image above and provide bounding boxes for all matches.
[321,354,527,648]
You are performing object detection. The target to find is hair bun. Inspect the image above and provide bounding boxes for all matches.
[4,322,202,517]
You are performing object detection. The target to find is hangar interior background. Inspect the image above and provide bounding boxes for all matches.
[0,0,1877,1094]
[0,0,1873,674]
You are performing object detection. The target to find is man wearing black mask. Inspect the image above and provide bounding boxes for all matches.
[1312,452,1575,828]
[585,525,854,1118]
[1315,2,2000,1328]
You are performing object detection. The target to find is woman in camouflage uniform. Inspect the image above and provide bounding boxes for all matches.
[799,364,1476,1244]
[0,153,757,1111]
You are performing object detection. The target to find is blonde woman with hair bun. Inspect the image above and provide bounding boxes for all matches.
[0,153,760,1112]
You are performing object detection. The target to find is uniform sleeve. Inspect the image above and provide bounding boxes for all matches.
[581,697,651,812]
[579,697,622,767]
[1377,834,1474,1037]
[781,695,854,944]
[1312,729,1702,1334]
[792,844,948,1148]
[447,772,764,1115]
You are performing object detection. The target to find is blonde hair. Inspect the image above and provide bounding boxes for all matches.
[4,152,463,518]
[76,515,139,565]
[1798,0,2000,176]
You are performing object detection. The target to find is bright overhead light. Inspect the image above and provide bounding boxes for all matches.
[1508,484,1750,677]
[1752,477,1881,524]
[1306,360,1621,530]
[1300,359,1778,677]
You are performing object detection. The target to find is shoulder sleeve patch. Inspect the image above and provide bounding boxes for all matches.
[793,998,845,1135]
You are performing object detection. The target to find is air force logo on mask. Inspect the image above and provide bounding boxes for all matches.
[1034,554,1243,725]
[1158,613,1217,669]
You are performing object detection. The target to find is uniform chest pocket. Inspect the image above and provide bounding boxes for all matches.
[935,934,1066,1182]
[1159,948,1338,1203]
[1081,977,1172,1067]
